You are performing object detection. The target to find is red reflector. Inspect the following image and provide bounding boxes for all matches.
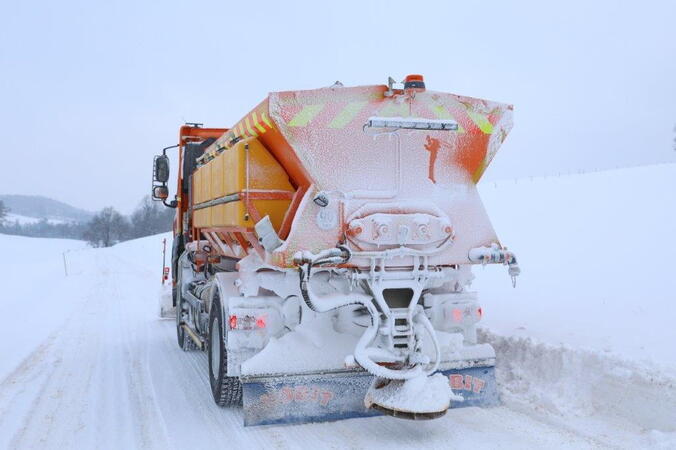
[452,308,463,322]
[229,315,237,329]
[256,317,266,329]
[477,307,483,319]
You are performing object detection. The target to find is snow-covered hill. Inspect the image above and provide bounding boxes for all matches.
[0,194,93,223]
[0,164,675,449]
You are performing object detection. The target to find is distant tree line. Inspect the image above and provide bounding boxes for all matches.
[0,200,8,222]
[0,196,174,247]
[0,217,88,239]
[82,196,174,247]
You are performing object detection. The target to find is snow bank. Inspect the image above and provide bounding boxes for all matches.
[484,330,676,424]
[481,329,676,445]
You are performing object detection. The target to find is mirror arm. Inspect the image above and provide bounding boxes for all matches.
[162,144,179,156]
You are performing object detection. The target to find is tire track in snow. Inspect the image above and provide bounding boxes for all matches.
[0,339,63,449]
[0,250,173,449]
[93,250,172,449]
[1,253,114,449]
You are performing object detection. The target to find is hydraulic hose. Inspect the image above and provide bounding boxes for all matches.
[297,261,437,380]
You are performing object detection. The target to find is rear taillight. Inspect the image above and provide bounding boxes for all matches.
[450,306,482,323]
[229,314,267,330]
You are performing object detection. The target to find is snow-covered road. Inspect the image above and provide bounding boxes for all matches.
[0,233,672,450]
[0,236,590,449]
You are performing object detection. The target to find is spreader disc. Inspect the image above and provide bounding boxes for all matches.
[364,375,458,420]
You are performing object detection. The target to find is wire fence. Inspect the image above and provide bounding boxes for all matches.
[483,160,676,190]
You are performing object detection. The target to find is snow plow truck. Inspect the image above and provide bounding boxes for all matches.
[151,75,519,426]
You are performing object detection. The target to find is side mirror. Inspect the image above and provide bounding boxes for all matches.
[152,146,178,208]
[152,185,169,201]
[153,155,170,183]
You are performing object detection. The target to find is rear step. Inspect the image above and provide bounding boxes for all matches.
[240,363,498,426]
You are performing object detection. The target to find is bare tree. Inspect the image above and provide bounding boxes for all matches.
[83,207,129,248]
[129,195,173,239]
[0,200,8,223]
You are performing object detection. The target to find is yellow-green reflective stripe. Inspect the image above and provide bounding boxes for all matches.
[252,112,266,133]
[245,117,258,137]
[467,111,493,134]
[432,104,452,119]
[288,104,324,127]
[431,105,465,133]
[472,160,487,183]
[329,101,368,129]
[261,112,273,128]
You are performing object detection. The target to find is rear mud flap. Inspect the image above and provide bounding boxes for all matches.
[241,365,499,426]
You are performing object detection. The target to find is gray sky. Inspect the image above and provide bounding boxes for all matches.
[1,0,674,213]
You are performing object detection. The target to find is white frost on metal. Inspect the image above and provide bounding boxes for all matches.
[364,116,459,131]
[364,373,463,414]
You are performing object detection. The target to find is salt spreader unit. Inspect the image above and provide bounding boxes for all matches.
[151,75,519,426]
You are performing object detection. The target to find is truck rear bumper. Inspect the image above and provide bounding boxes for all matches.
[241,359,499,426]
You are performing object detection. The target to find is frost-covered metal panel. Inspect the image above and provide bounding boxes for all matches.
[266,85,513,267]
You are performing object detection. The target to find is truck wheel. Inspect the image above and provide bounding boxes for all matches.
[208,297,242,406]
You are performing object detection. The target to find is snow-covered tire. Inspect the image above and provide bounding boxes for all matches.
[208,296,242,406]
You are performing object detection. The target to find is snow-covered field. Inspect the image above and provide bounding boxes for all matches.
[2,213,73,225]
[0,164,675,449]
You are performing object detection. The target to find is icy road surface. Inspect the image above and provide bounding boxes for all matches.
[0,235,599,449]
[1,165,675,449]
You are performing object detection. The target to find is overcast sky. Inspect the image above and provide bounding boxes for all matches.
[1,0,674,213]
